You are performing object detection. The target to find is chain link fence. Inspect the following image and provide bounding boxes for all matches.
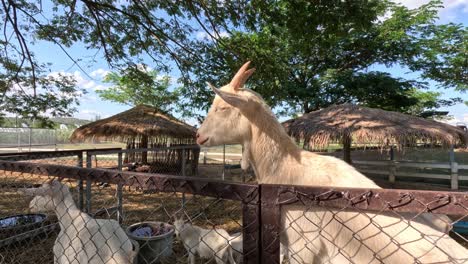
[261,185,468,264]
[0,128,57,152]
[199,145,255,182]
[0,149,467,264]
[0,150,259,264]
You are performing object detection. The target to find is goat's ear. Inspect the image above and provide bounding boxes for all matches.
[173,212,184,222]
[207,82,249,109]
[230,61,255,90]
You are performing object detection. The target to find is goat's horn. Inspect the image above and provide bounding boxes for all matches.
[230,61,251,89]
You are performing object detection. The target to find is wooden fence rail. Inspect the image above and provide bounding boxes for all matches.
[353,160,468,190]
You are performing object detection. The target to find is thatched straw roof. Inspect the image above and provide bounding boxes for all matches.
[70,105,196,142]
[283,104,467,149]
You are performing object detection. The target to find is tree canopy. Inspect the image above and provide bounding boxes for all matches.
[97,65,177,113]
[0,0,466,121]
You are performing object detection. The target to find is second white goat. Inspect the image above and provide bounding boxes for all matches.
[21,180,138,264]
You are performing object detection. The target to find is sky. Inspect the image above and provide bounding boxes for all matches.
[26,0,468,126]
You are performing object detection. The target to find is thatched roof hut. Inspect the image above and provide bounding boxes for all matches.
[70,105,197,170]
[283,104,467,163]
[70,104,196,143]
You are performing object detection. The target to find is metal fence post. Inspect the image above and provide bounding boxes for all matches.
[117,152,123,223]
[222,145,226,180]
[77,152,84,210]
[86,152,92,213]
[242,186,261,264]
[182,148,186,206]
[28,128,32,152]
[389,160,396,183]
[450,162,459,190]
[203,149,207,164]
[54,130,58,151]
[449,146,455,164]
[17,127,21,152]
[260,185,281,264]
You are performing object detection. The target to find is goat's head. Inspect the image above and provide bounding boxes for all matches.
[18,180,70,199]
[173,214,187,239]
[197,61,260,148]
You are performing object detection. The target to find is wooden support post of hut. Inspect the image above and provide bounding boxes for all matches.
[342,134,352,164]
[141,135,148,164]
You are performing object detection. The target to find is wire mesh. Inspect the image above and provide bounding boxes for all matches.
[199,145,255,182]
[264,186,468,264]
[0,127,56,151]
[2,150,468,264]
[0,157,257,264]
[87,146,200,177]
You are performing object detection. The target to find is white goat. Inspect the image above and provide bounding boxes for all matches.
[29,195,54,213]
[21,180,138,264]
[228,233,242,263]
[173,217,236,264]
[196,61,468,263]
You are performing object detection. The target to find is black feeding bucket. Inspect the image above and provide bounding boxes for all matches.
[0,214,53,248]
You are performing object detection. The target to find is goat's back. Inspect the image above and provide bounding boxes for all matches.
[282,205,468,264]
[54,214,135,264]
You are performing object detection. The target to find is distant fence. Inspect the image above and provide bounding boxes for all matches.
[0,127,57,151]
[354,160,468,190]
[0,149,467,263]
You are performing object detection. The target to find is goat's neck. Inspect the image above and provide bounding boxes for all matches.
[52,191,81,227]
[246,111,301,184]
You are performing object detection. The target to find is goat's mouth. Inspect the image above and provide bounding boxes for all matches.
[197,137,209,145]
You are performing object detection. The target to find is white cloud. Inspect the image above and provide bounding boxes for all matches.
[90,68,110,78]
[135,63,153,73]
[393,0,468,21]
[75,109,105,120]
[195,31,229,41]
[441,113,468,125]
[48,70,110,91]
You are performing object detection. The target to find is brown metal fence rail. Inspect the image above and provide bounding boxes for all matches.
[0,149,467,264]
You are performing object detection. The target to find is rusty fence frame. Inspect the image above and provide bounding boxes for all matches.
[1,150,468,263]
[0,154,261,263]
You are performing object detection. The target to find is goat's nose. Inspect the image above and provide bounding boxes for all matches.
[196,132,200,138]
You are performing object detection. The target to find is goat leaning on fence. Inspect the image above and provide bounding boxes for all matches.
[20,180,139,264]
[196,61,468,263]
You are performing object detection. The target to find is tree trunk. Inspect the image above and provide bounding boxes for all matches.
[343,134,352,164]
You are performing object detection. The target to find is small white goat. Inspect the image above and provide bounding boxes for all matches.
[21,180,138,264]
[174,217,236,264]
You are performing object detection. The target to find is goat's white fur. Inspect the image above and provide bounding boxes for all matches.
[228,232,243,264]
[29,195,54,213]
[197,61,468,263]
[174,218,236,264]
[21,180,138,264]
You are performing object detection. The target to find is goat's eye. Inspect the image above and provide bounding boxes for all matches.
[216,107,229,112]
